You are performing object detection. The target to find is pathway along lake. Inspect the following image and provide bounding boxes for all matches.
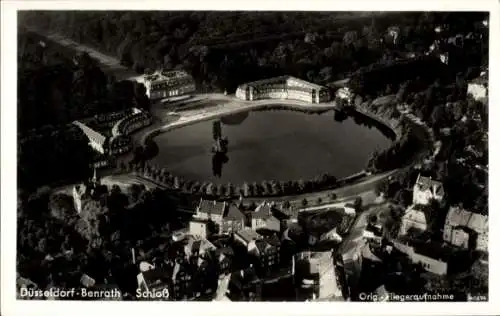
[151,108,394,185]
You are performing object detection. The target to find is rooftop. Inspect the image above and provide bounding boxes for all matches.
[414,174,444,195]
[403,206,428,224]
[239,75,326,91]
[224,204,246,221]
[184,236,217,258]
[235,228,261,244]
[252,202,273,219]
[395,239,454,262]
[143,69,191,84]
[197,199,226,217]
[73,121,106,145]
[446,206,488,234]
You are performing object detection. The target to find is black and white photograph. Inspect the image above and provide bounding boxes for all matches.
[1,1,499,315]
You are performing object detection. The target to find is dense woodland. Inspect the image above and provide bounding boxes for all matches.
[19,11,488,92]
[17,31,150,190]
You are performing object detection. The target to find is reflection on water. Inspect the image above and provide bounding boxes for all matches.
[212,152,229,178]
[334,110,348,122]
[221,111,249,126]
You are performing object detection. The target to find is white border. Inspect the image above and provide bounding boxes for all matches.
[2,1,499,315]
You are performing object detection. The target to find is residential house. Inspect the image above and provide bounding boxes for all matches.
[263,215,281,232]
[399,204,428,236]
[412,174,444,205]
[254,239,280,272]
[220,204,246,234]
[170,261,195,300]
[195,199,226,223]
[194,199,245,234]
[189,219,211,239]
[443,206,488,252]
[234,228,261,252]
[215,247,234,275]
[184,236,217,263]
[320,226,343,244]
[234,228,280,273]
[295,251,341,300]
[250,201,273,230]
[393,240,450,276]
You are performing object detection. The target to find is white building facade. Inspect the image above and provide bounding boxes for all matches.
[236,76,331,104]
[143,69,195,101]
[412,174,444,205]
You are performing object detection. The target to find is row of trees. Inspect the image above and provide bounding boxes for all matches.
[122,161,343,199]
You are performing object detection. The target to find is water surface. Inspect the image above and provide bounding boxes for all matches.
[151,109,392,184]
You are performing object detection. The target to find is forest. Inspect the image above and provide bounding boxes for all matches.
[17,30,150,190]
[19,11,488,93]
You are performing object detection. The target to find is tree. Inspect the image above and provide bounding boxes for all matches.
[282,200,291,209]
[329,192,337,201]
[242,182,251,197]
[353,196,363,211]
[301,198,308,207]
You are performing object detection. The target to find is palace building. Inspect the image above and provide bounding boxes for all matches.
[143,69,195,101]
[235,76,331,104]
[73,121,108,154]
[74,108,152,159]
[111,107,153,137]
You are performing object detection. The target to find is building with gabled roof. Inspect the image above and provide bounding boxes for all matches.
[195,199,227,221]
[399,204,429,236]
[234,228,262,250]
[250,201,273,230]
[221,204,246,234]
[412,174,444,205]
[443,206,488,252]
[189,218,211,239]
[195,199,246,234]
[183,236,217,260]
[295,250,341,300]
[215,247,234,275]
[393,239,452,276]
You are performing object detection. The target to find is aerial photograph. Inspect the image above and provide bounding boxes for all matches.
[15,11,489,302]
